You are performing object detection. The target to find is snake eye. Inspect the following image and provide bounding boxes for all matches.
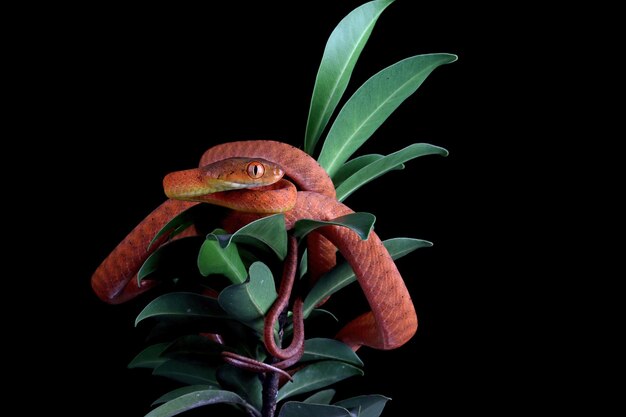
[246,161,265,179]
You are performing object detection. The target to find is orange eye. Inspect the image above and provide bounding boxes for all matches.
[247,161,265,179]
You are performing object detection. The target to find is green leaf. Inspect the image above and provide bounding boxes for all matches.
[144,389,257,417]
[138,237,204,284]
[284,309,338,340]
[278,402,352,417]
[303,389,336,405]
[317,53,458,176]
[198,232,247,284]
[294,213,375,241]
[304,0,395,156]
[277,361,363,402]
[307,309,339,323]
[144,315,248,343]
[300,338,363,367]
[128,342,170,369]
[382,237,433,258]
[217,365,263,411]
[162,335,225,359]
[303,238,432,317]
[335,395,391,417]
[218,262,277,323]
[333,154,399,187]
[209,214,288,260]
[135,292,227,327]
[147,203,203,250]
[299,249,308,279]
[238,245,262,267]
[153,359,218,386]
[336,143,448,202]
[151,385,215,406]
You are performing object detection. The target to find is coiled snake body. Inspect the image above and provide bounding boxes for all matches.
[92,140,417,359]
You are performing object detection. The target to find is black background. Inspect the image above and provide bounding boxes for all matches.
[29,1,517,415]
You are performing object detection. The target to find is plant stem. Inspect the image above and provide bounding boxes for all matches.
[261,303,290,417]
[261,371,280,417]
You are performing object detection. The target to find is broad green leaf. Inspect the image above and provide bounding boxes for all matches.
[147,203,202,250]
[304,0,395,155]
[303,261,354,318]
[307,309,338,323]
[335,395,391,417]
[145,389,257,417]
[128,342,170,369]
[209,214,287,260]
[151,385,215,406]
[336,143,448,202]
[294,213,375,240]
[284,309,338,340]
[382,237,433,258]
[153,359,218,385]
[162,335,225,359]
[217,365,263,411]
[145,316,243,342]
[238,245,262,267]
[198,232,247,284]
[317,53,458,176]
[303,389,336,405]
[333,154,398,187]
[278,402,352,417]
[303,238,432,317]
[135,292,227,327]
[277,361,363,402]
[138,237,204,284]
[218,262,277,323]
[300,338,363,367]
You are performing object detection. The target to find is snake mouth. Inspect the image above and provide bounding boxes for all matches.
[163,169,260,200]
[164,176,249,199]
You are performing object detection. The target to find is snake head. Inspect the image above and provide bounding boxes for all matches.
[163,157,285,200]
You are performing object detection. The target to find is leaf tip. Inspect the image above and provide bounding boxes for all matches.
[431,52,458,64]
[430,144,449,157]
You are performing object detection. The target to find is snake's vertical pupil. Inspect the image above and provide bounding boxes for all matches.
[247,161,265,179]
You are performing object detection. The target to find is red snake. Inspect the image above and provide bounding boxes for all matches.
[91,140,417,362]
